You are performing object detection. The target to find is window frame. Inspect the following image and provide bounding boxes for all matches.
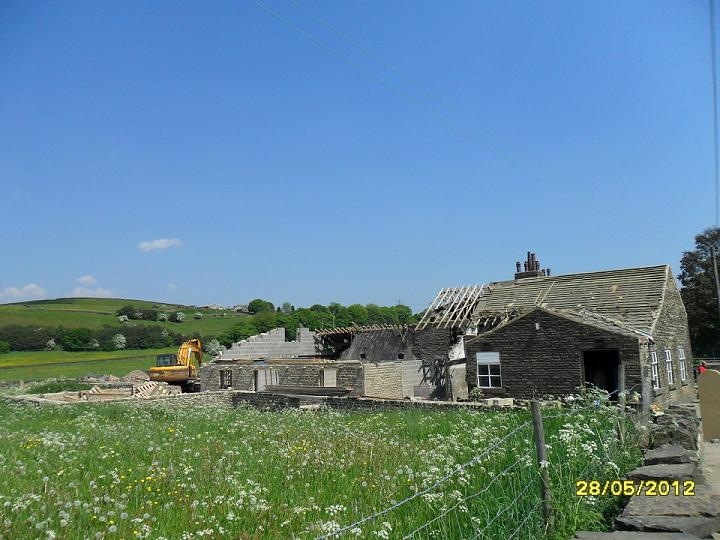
[678,348,687,382]
[476,352,502,389]
[665,349,674,385]
[650,351,660,389]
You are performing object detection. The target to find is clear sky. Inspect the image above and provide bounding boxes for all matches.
[1,0,717,311]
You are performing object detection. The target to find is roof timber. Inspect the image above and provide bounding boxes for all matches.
[416,285,485,330]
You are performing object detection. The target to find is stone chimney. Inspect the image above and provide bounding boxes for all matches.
[514,252,546,280]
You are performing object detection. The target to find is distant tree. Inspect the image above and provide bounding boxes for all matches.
[347,304,369,325]
[0,340,10,354]
[143,309,158,321]
[194,312,203,319]
[169,311,185,323]
[248,299,274,314]
[45,338,56,351]
[134,311,144,320]
[157,312,168,322]
[205,338,224,357]
[118,315,129,323]
[116,305,136,318]
[281,302,293,314]
[679,227,720,356]
[112,333,127,350]
[61,328,94,352]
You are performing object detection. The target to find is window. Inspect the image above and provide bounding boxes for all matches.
[476,352,502,388]
[319,368,337,387]
[650,351,660,389]
[678,348,687,382]
[665,349,674,385]
[219,370,232,389]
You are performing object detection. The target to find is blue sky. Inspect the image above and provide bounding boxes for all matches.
[0,0,716,311]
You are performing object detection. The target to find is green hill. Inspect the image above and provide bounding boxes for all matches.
[0,297,247,335]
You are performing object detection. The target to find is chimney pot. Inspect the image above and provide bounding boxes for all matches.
[516,261,521,272]
[547,268,551,276]
[524,261,529,271]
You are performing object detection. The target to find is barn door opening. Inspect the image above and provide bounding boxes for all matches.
[582,350,620,399]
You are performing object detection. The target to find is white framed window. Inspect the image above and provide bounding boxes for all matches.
[476,352,502,388]
[650,351,660,389]
[665,349,674,385]
[678,348,687,382]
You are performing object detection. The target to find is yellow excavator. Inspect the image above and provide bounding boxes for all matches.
[148,339,203,392]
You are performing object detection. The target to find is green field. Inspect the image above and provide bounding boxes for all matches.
[0,297,247,334]
[0,394,641,539]
[0,349,174,381]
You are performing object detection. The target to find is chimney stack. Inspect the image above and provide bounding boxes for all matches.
[514,251,547,280]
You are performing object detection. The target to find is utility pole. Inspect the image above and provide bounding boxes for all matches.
[712,246,720,320]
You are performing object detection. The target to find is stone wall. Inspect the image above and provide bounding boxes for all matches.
[650,281,696,406]
[411,327,455,365]
[363,362,403,399]
[200,360,363,394]
[340,329,413,362]
[221,327,322,360]
[465,309,641,399]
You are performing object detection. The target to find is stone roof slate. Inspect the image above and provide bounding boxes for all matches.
[471,265,671,335]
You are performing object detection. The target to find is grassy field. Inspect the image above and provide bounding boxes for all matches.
[0,297,247,334]
[0,394,641,539]
[0,349,174,381]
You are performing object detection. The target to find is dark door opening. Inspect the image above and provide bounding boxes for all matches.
[582,350,620,400]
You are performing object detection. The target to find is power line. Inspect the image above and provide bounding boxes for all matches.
[711,0,719,226]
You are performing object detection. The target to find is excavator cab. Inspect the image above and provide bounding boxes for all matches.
[156,354,178,367]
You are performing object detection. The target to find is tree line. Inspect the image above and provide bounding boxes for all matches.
[0,301,418,353]
[217,302,417,347]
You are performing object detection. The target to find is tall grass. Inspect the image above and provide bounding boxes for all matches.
[0,394,641,539]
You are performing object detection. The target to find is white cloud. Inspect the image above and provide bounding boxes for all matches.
[75,275,97,286]
[138,238,184,252]
[69,287,116,298]
[0,283,47,301]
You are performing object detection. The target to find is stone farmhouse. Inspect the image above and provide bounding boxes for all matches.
[201,253,694,409]
[463,254,694,407]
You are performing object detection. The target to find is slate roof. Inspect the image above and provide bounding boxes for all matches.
[470,265,672,335]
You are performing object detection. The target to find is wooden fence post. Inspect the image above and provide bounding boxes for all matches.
[617,363,626,444]
[530,400,553,536]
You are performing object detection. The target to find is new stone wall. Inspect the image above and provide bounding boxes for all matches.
[465,310,641,399]
[221,327,322,360]
[363,362,403,399]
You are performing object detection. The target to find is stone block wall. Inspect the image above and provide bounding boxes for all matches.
[465,309,641,399]
[221,327,322,359]
[363,362,403,399]
[340,329,413,362]
[650,281,696,406]
[200,361,363,394]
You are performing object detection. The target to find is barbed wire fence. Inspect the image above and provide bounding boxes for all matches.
[316,395,631,540]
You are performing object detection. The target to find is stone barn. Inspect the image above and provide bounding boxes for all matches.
[463,255,694,408]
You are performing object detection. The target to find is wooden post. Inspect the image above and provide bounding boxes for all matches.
[617,363,626,444]
[530,400,553,536]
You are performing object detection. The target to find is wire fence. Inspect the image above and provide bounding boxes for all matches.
[315,398,635,540]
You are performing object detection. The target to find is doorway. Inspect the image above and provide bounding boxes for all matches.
[582,350,620,399]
